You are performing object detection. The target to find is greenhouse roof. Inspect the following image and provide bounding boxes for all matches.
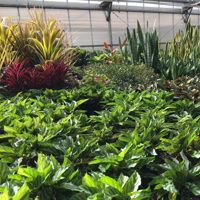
[0,0,200,49]
[0,0,200,6]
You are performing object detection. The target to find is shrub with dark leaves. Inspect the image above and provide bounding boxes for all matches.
[25,68,43,89]
[39,60,71,89]
[0,59,29,91]
[0,59,73,91]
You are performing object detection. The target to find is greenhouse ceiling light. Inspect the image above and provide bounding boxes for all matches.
[182,1,200,23]
[99,1,112,21]
[42,0,182,8]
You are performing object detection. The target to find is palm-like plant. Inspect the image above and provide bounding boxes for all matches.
[10,8,74,66]
[0,17,17,70]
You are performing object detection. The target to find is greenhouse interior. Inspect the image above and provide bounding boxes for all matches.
[1,0,200,200]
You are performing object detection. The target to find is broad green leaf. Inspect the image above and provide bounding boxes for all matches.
[117,174,129,188]
[0,134,15,139]
[40,164,52,181]
[8,174,23,181]
[0,187,9,200]
[83,173,98,189]
[99,176,123,193]
[118,143,132,158]
[0,161,9,184]
[4,126,18,134]
[60,182,81,192]
[12,182,30,200]
[37,153,48,173]
[76,99,89,108]
[0,146,15,157]
[162,180,178,193]
[190,150,200,158]
[123,171,141,195]
[50,154,60,170]
[18,167,39,180]
[52,167,69,183]
[130,186,151,199]
[189,163,200,176]
[186,182,200,196]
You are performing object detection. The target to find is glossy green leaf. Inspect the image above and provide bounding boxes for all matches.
[123,171,141,195]
[12,182,30,200]
[99,176,122,193]
[0,161,9,184]
[82,173,98,189]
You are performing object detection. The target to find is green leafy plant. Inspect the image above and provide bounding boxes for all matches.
[160,21,200,80]
[84,63,158,89]
[138,75,200,102]
[1,83,200,199]
[119,20,159,70]
[151,155,200,199]
[71,171,151,200]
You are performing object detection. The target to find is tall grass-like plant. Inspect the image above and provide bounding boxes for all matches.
[119,21,159,71]
[160,21,200,80]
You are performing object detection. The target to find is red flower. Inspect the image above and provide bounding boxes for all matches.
[103,80,109,85]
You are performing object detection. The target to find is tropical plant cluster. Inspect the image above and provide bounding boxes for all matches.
[1,85,200,200]
[1,8,200,200]
[0,9,76,93]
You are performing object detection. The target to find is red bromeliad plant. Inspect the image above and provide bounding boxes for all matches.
[102,39,127,64]
[38,60,71,89]
[0,59,72,91]
[1,59,29,91]
[25,68,43,89]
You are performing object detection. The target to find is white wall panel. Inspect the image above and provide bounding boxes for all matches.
[91,11,110,46]
[0,7,19,23]
[69,10,92,46]
[159,13,173,42]
[111,11,127,45]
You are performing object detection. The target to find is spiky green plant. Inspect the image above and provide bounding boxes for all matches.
[119,20,159,71]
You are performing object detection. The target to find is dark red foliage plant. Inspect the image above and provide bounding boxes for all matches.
[38,60,71,89]
[1,59,29,91]
[25,68,43,89]
[0,59,72,92]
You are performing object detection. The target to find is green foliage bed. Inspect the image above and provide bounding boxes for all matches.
[0,84,200,199]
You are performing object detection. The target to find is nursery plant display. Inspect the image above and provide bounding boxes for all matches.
[1,7,200,200]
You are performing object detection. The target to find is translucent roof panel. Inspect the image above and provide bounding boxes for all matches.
[0,0,200,49]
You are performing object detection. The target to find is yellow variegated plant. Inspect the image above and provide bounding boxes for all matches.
[0,16,17,70]
[160,20,200,80]
[8,8,74,66]
[28,19,72,64]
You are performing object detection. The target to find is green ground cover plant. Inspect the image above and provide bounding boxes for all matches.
[84,63,159,89]
[0,84,200,199]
